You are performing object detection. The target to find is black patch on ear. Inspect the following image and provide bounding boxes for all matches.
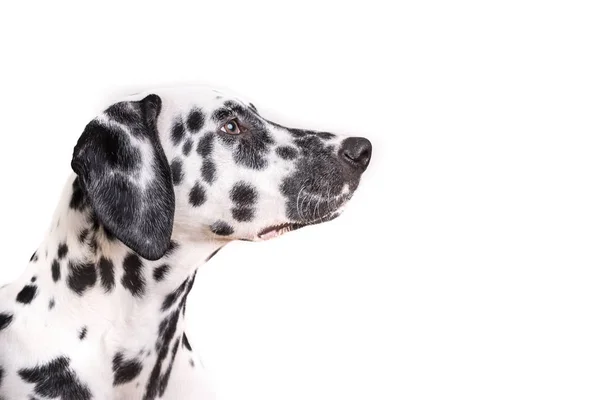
[170,158,184,186]
[210,221,234,236]
[99,257,115,292]
[18,356,92,400]
[16,285,37,304]
[67,261,97,296]
[106,102,145,132]
[113,352,143,386]
[186,108,205,133]
[0,312,13,331]
[122,254,145,298]
[189,182,206,207]
[51,260,61,282]
[71,95,175,261]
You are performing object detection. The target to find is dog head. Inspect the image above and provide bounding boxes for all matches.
[72,87,372,260]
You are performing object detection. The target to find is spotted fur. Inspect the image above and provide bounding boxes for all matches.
[0,86,371,399]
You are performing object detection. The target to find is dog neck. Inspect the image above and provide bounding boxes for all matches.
[22,174,225,348]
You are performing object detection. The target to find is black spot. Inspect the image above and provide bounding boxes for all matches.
[49,298,55,309]
[232,207,254,222]
[161,278,189,311]
[78,326,87,340]
[112,352,143,386]
[0,312,13,331]
[51,260,61,282]
[57,243,68,259]
[30,276,37,283]
[230,182,258,207]
[189,182,206,207]
[170,117,185,146]
[276,146,299,160]
[234,149,268,170]
[196,133,214,157]
[170,158,184,186]
[186,108,205,133]
[67,261,97,296]
[182,139,193,156]
[190,359,195,367]
[99,257,115,292]
[19,356,92,399]
[69,178,87,211]
[122,254,145,298]
[153,264,170,282]
[158,337,180,396]
[16,285,37,304]
[30,252,38,262]
[143,311,179,399]
[201,160,216,184]
[210,221,234,236]
[182,333,192,351]
[0,365,4,387]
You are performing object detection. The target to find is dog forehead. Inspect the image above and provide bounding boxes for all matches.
[128,85,251,114]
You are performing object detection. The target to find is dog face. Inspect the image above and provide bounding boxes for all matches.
[72,87,371,260]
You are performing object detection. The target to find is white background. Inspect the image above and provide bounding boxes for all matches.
[0,1,599,399]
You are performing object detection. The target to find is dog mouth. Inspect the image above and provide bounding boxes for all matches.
[255,222,308,240]
[254,211,342,241]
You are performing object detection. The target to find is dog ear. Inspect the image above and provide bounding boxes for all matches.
[71,94,175,261]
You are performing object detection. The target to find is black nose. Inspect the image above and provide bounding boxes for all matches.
[340,137,372,171]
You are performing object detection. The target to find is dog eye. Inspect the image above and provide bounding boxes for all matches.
[221,118,243,135]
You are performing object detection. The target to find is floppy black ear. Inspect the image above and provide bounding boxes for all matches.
[71,94,175,261]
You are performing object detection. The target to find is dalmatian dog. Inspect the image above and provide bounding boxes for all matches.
[0,86,372,400]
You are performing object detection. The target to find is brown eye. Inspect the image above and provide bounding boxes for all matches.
[221,118,243,135]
